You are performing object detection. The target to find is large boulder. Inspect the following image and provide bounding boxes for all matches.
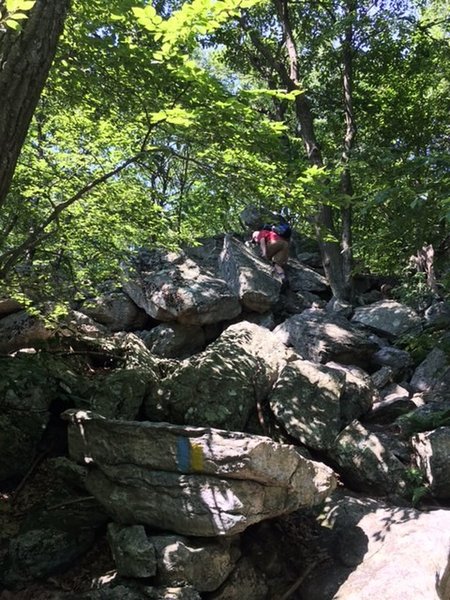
[351,300,421,338]
[0,310,53,354]
[298,492,450,600]
[64,411,337,537]
[80,291,148,331]
[269,360,345,451]
[273,309,378,368]
[123,249,241,326]
[144,321,293,430]
[328,420,408,495]
[326,362,377,425]
[413,427,450,499]
[286,257,329,293]
[410,347,449,393]
[218,235,281,313]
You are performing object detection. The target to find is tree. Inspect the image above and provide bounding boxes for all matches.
[0,0,71,208]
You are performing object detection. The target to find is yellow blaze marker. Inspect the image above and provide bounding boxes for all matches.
[190,442,204,471]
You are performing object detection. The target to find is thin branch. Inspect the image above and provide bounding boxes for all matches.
[0,151,149,278]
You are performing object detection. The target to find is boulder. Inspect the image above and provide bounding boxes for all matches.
[209,557,269,600]
[286,257,329,293]
[150,535,238,591]
[0,354,54,479]
[0,310,53,354]
[123,249,241,325]
[140,323,206,358]
[0,297,22,317]
[371,346,413,375]
[144,321,293,430]
[64,411,336,537]
[413,427,450,498]
[424,301,450,329]
[326,362,377,425]
[328,420,408,495]
[410,347,449,393]
[269,360,345,450]
[351,300,421,337]
[80,292,148,331]
[273,309,378,368]
[107,524,156,578]
[218,235,281,313]
[298,492,450,600]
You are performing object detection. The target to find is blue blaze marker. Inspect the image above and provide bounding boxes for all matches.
[176,436,191,472]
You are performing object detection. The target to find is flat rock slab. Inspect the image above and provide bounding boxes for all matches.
[299,492,450,600]
[63,411,336,537]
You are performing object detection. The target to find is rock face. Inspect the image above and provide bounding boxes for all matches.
[329,420,408,495]
[64,410,336,537]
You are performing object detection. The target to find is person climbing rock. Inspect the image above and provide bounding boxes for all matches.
[252,223,291,281]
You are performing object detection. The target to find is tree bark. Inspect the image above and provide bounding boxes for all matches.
[0,0,71,209]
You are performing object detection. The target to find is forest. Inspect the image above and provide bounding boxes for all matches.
[1,2,450,597]
[0,0,449,309]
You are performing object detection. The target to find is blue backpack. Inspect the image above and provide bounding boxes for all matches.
[263,222,292,240]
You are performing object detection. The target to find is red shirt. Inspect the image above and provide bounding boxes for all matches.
[254,230,282,244]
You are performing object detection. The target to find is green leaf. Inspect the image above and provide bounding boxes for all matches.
[5,18,20,29]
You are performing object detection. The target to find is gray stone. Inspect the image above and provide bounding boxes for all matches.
[0,354,53,479]
[370,366,394,389]
[0,297,22,317]
[410,347,449,393]
[286,257,329,293]
[140,323,205,358]
[413,427,450,498]
[326,362,377,425]
[371,346,413,374]
[107,524,156,578]
[218,235,281,313]
[273,309,378,368]
[144,321,293,430]
[298,492,450,600]
[123,249,241,325]
[64,411,336,537]
[0,310,53,354]
[424,301,450,329]
[80,292,148,331]
[329,420,408,495]
[150,535,238,591]
[269,360,345,450]
[351,299,421,337]
[208,557,269,599]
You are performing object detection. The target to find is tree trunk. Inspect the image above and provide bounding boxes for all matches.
[273,0,349,300]
[0,0,71,209]
[340,0,357,299]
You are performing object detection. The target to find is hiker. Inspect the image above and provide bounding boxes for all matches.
[252,223,291,280]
